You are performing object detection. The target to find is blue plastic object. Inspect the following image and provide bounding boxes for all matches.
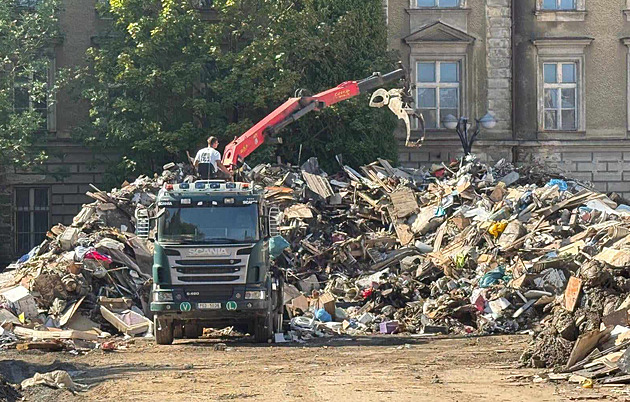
[18,246,39,263]
[269,235,290,258]
[479,266,507,288]
[546,179,568,192]
[315,308,332,322]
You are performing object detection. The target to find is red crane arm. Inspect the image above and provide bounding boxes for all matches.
[222,68,406,167]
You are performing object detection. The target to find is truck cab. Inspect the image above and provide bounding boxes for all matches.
[150,180,283,344]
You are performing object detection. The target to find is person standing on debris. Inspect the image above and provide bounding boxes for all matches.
[191,136,232,180]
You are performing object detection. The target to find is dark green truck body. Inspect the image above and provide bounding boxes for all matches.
[150,180,282,344]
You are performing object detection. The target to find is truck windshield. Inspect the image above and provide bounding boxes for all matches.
[158,205,259,244]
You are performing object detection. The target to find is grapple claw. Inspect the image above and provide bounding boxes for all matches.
[369,88,425,148]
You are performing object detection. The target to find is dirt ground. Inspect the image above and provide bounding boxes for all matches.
[0,334,626,402]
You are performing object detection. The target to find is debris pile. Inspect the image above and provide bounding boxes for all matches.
[0,170,179,352]
[257,156,630,380]
[4,151,630,385]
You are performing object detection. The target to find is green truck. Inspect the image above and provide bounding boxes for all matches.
[150,180,283,344]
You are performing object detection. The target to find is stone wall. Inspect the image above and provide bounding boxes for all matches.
[515,143,630,197]
[402,140,630,200]
[485,0,512,134]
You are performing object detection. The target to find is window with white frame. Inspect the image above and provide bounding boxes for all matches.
[541,0,576,9]
[534,38,590,133]
[535,0,585,21]
[15,187,50,256]
[417,0,460,7]
[543,62,577,131]
[417,61,460,129]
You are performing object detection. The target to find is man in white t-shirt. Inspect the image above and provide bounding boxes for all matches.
[193,136,232,179]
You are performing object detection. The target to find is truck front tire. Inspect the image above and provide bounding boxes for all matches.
[254,314,273,343]
[154,316,174,345]
[254,280,284,343]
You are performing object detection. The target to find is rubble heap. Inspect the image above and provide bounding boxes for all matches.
[3,153,630,383]
[0,169,180,351]
[259,156,630,379]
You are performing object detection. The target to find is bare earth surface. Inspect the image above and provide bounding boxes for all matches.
[0,335,626,402]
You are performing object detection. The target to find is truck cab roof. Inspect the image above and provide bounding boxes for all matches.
[157,180,263,207]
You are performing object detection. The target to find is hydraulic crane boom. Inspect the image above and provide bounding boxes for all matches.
[222,68,408,168]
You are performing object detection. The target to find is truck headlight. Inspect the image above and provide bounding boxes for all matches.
[245,290,266,300]
[153,291,173,302]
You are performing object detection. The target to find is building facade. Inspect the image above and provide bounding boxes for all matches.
[0,0,112,266]
[388,0,630,196]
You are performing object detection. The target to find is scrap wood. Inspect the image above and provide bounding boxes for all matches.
[358,192,380,209]
[343,165,378,189]
[361,166,392,192]
[536,190,602,217]
[392,221,414,246]
[284,204,314,219]
[602,375,630,384]
[564,277,583,313]
[389,188,419,218]
[16,341,64,351]
[377,158,411,179]
[301,171,334,199]
[594,247,630,268]
[564,338,630,373]
[13,326,100,341]
[432,221,447,252]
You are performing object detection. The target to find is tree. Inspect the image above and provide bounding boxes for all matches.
[76,0,212,182]
[80,0,398,183]
[0,0,60,168]
[205,0,399,172]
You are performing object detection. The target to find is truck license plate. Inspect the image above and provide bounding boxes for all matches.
[198,302,221,310]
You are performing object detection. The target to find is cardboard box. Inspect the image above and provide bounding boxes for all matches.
[285,295,308,318]
[309,292,336,317]
[1,286,38,320]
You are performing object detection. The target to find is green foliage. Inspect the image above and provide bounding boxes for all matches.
[77,0,212,183]
[79,0,397,182]
[0,0,60,168]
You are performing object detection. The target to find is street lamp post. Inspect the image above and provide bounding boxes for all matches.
[442,113,496,156]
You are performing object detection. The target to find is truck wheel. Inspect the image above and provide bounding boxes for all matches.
[154,316,174,345]
[254,314,273,343]
[184,323,199,339]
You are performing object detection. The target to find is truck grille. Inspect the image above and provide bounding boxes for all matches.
[176,266,242,275]
[165,246,252,285]
[175,259,238,265]
[177,275,241,283]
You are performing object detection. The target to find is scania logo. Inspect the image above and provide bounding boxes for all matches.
[189,248,230,257]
